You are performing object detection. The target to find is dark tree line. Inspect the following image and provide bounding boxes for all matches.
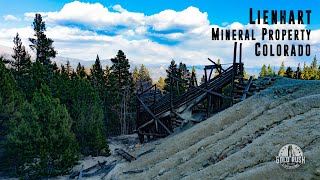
[0,13,140,178]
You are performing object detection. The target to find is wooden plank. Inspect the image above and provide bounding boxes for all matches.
[115,149,136,162]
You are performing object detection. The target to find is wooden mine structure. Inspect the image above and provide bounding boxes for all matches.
[136,42,254,143]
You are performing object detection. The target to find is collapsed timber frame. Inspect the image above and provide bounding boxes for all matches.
[136,42,254,143]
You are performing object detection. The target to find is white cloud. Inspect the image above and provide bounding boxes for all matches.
[112,5,127,13]
[44,1,144,29]
[3,15,20,21]
[146,6,209,31]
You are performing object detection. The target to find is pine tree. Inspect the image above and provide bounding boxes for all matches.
[302,62,310,80]
[109,50,134,135]
[310,55,318,79]
[278,62,286,77]
[90,55,104,89]
[164,60,179,94]
[12,33,31,75]
[178,62,190,93]
[70,78,109,156]
[259,64,267,77]
[138,64,152,91]
[267,64,273,75]
[6,85,79,177]
[76,62,86,79]
[296,63,302,79]
[156,76,165,90]
[285,67,294,78]
[243,69,248,79]
[29,13,57,66]
[66,60,72,76]
[132,66,139,92]
[0,58,23,142]
[110,50,132,88]
[190,66,198,86]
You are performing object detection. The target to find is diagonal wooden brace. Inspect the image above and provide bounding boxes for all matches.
[137,96,172,135]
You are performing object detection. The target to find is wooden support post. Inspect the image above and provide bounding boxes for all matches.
[239,43,244,83]
[153,84,157,106]
[231,42,237,104]
[204,68,211,117]
[170,75,173,111]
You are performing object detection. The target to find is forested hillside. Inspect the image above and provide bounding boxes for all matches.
[0,13,198,178]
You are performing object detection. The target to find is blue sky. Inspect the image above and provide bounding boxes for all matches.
[1,0,319,28]
[0,0,319,78]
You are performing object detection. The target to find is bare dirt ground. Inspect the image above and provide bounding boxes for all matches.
[105,77,320,179]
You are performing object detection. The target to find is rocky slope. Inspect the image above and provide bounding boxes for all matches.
[107,77,320,179]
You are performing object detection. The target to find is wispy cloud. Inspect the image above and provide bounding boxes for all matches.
[112,5,127,13]
[3,15,20,21]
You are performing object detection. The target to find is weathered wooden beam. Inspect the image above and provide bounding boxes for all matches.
[115,149,136,162]
[138,84,156,96]
[231,42,238,103]
[139,132,167,137]
[241,76,253,101]
[208,58,225,72]
[170,76,232,100]
[137,96,172,134]
[137,119,155,130]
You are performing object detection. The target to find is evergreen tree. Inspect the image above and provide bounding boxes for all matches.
[138,64,152,91]
[259,64,267,77]
[267,64,273,75]
[156,76,165,90]
[69,78,109,156]
[178,62,190,93]
[164,60,179,94]
[6,85,79,177]
[0,58,23,142]
[11,33,31,75]
[278,61,286,77]
[109,50,134,135]
[295,63,302,79]
[310,56,318,79]
[66,60,72,76]
[29,13,57,66]
[190,66,198,86]
[90,55,104,89]
[302,62,310,80]
[110,50,131,88]
[132,66,139,92]
[243,69,248,80]
[76,62,86,79]
[285,67,294,78]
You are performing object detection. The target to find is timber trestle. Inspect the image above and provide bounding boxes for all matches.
[136,42,255,143]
